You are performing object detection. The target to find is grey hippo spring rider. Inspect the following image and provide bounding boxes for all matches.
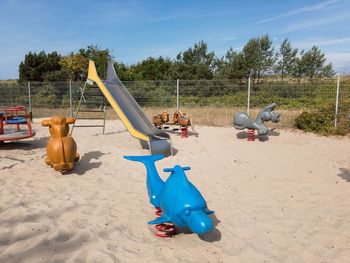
[233,103,281,141]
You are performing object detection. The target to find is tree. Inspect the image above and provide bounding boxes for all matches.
[217,48,246,79]
[113,62,135,81]
[175,41,216,79]
[19,51,62,81]
[293,50,306,81]
[60,53,88,80]
[243,34,276,83]
[275,39,298,80]
[303,46,325,80]
[322,63,335,77]
[293,46,335,81]
[43,70,69,82]
[131,56,175,80]
[79,45,113,78]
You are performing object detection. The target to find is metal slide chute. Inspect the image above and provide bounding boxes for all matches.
[87,60,173,157]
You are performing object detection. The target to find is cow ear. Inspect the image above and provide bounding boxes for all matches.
[66,117,75,124]
[41,119,51,127]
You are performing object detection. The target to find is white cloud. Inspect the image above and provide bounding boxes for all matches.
[282,13,350,32]
[256,0,340,24]
[325,52,350,73]
[294,37,350,49]
[326,52,350,66]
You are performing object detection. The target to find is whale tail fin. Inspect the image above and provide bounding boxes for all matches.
[124,154,164,163]
[124,154,165,207]
[123,155,164,177]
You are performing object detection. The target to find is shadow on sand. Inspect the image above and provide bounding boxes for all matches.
[0,204,91,262]
[163,127,199,138]
[0,136,49,151]
[174,214,221,242]
[337,168,350,182]
[64,151,110,176]
[236,128,280,142]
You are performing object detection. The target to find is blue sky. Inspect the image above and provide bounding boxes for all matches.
[0,0,350,79]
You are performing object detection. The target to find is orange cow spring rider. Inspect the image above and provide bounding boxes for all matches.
[41,116,80,172]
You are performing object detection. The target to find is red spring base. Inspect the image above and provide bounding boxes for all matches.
[247,129,255,141]
[180,127,189,138]
[154,208,176,238]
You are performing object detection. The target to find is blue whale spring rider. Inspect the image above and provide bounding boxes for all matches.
[124,154,215,235]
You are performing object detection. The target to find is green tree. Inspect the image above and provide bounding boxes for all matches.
[131,56,175,80]
[217,48,246,79]
[175,41,216,79]
[79,45,113,78]
[243,34,276,83]
[275,39,298,80]
[322,63,335,77]
[60,53,88,80]
[303,46,334,80]
[113,62,135,81]
[293,46,335,81]
[19,51,62,81]
[43,70,69,82]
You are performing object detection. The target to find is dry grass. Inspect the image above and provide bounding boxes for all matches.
[144,106,304,128]
[31,106,304,129]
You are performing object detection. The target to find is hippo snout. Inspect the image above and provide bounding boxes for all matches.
[271,112,281,123]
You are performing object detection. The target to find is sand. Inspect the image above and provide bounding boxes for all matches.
[1,120,350,263]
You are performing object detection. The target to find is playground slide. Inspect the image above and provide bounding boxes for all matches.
[87,60,173,157]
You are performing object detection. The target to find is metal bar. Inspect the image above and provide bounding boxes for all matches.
[28,82,32,121]
[69,80,73,116]
[176,79,179,110]
[247,76,251,116]
[334,75,340,127]
[28,82,31,111]
[73,125,105,128]
[78,109,105,113]
[70,82,87,135]
[103,105,106,135]
[75,117,106,120]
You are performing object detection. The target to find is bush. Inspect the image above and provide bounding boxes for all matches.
[295,106,349,135]
[32,85,57,107]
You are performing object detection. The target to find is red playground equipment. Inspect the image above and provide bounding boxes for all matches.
[0,106,35,143]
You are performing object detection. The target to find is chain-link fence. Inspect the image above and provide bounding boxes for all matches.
[0,77,349,128]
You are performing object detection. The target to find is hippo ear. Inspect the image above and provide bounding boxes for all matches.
[66,117,75,125]
[41,119,51,127]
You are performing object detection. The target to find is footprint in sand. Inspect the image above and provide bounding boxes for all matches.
[75,249,117,263]
[72,219,88,230]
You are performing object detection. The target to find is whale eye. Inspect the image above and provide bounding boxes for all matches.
[184,210,191,216]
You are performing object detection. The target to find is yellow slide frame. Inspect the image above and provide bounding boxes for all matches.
[87,60,149,142]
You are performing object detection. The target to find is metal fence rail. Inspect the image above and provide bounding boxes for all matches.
[0,77,349,128]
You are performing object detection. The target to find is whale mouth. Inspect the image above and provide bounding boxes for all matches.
[186,210,213,235]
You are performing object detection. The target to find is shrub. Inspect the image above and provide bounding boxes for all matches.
[294,106,349,135]
[32,85,57,107]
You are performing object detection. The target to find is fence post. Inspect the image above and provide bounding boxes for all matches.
[28,81,32,121]
[247,76,251,116]
[334,75,340,127]
[176,79,179,110]
[69,80,73,116]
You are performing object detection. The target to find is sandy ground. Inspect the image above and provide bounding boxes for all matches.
[0,120,350,263]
